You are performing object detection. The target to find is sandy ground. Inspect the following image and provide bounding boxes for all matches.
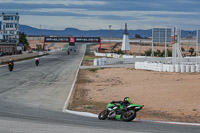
[68,42,200,123]
[69,68,200,123]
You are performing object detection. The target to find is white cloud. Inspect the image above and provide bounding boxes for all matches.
[0,0,107,6]
[26,8,200,17]
[1,0,200,30]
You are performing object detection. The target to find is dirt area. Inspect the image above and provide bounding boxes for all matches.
[69,42,200,123]
[69,68,200,123]
[90,42,196,56]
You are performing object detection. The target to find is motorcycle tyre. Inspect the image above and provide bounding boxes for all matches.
[122,110,136,122]
[9,67,13,71]
[98,109,108,120]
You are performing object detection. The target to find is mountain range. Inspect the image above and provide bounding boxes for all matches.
[19,25,153,38]
[19,25,197,38]
[0,22,197,38]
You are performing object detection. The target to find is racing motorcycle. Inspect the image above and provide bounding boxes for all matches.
[8,63,13,71]
[98,102,144,122]
[35,58,39,66]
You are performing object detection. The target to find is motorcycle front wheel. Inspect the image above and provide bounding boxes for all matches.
[98,109,108,120]
[122,110,136,122]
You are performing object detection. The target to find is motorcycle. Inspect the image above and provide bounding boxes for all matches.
[98,102,144,122]
[8,63,13,71]
[35,58,39,66]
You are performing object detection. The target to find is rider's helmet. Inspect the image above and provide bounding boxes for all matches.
[9,59,12,61]
[124,97,131,103]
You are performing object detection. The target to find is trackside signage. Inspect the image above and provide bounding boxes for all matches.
[75,37,100,42]
[45,37,70,42]
[44,37,100,43]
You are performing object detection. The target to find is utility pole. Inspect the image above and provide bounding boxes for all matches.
[109,25,111,44]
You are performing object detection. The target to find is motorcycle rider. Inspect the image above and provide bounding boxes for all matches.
[8,59,14,67]
[111,97,131,114]
[35,58,39,66]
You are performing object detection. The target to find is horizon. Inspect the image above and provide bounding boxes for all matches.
[1,0,200,30]
[19,24,200,32]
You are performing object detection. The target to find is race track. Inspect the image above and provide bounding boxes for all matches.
[0,44,199,133]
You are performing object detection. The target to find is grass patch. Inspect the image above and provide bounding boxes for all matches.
[84,55,97,60]
[89,68,99,72]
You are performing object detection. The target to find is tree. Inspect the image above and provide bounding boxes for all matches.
[134,34,143,39]
[167,49,172,57]
[144,49,172,57]
[189,47,194,56]
[181,47,185,52]
[19,32,30,51]
[144,49,152,56]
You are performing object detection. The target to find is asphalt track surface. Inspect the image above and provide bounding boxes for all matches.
[0,44,199,133]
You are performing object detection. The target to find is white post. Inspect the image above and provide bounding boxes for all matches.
[165,28,167,63]
[152,28,154,57]
[196,30,199,64]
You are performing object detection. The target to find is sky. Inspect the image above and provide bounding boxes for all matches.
[0,0,200,30]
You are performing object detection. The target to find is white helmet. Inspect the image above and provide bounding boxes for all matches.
[9,59,12,61]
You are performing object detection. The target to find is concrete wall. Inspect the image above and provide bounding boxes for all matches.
[0,52,42,64]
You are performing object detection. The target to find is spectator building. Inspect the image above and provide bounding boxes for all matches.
[0,12,19,55]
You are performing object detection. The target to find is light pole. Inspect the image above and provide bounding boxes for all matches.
[40,25,42,42]
[109,25,111,44]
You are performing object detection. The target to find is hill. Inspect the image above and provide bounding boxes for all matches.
[19,25,152,38]
[0,22,197,38]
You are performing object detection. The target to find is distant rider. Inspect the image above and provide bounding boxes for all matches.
[35,58,39,66]
[8,59,14,67]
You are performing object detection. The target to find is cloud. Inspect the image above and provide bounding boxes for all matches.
[1,0,200,30]
[0,0,107,6]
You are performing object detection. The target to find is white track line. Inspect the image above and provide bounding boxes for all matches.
[62,44,86,112]
[65,110,98,118]
[136,119,200,126]
[64,109,200,126]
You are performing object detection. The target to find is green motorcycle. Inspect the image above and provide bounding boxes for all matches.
[98,102,144,122]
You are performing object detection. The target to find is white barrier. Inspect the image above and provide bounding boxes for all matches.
[93,59,98,66]
[134,62,199,73]
[166,64,170,72]
[93,58,107,66]
[190,65,195,72]
[163,64,167,72]
[186,65,190,72]
[123,55,134,58]
[169,65,175,72]
[196,64,200,72]
[158,63,163,72]
[180,64,185,73]
[175,64,180,72]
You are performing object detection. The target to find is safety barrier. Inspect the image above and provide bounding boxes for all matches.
[93,58,107,66]
[0,52,44,64]
[135,62,200,73]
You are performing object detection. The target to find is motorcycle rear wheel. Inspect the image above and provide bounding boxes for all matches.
[98,109,108,120]
[122,110,136,122]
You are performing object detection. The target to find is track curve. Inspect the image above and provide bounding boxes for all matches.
[0,44,199,133]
